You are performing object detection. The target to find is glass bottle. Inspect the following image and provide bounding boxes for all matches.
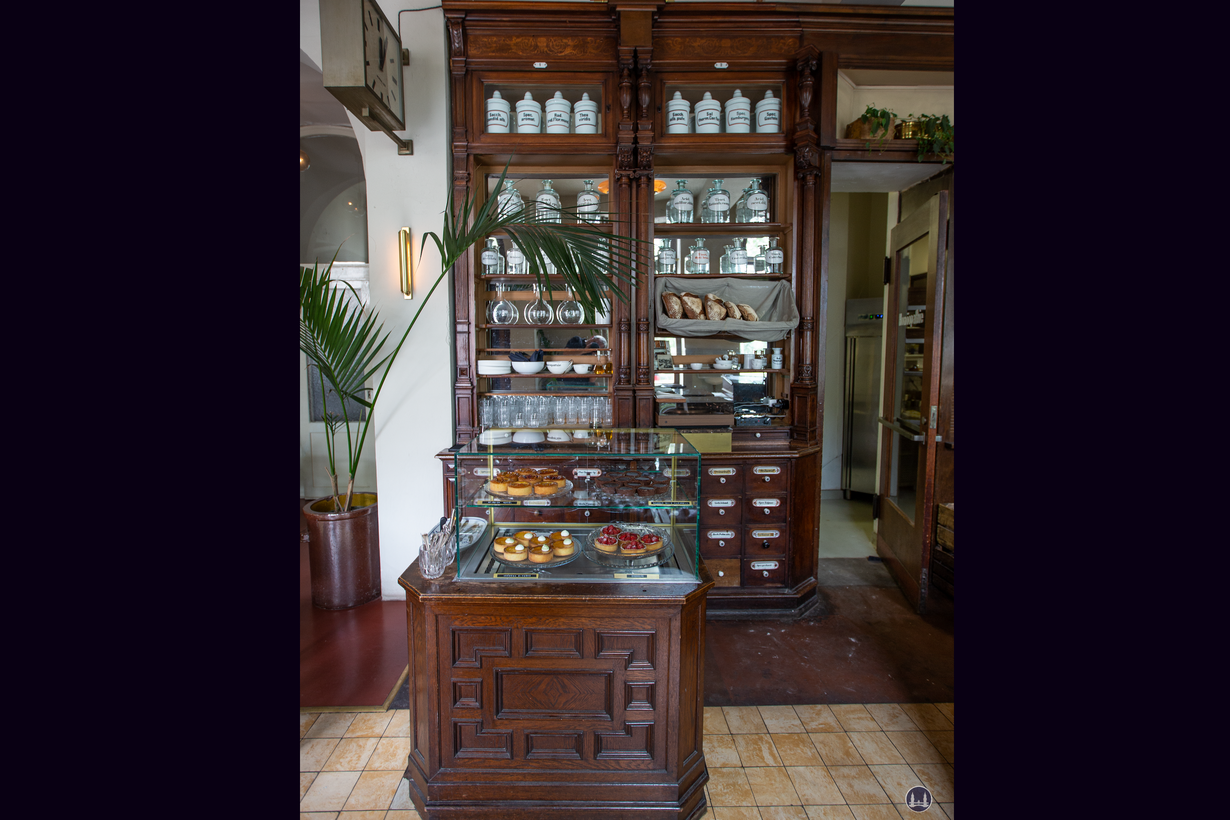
[656,240,678,275]
[730,238,749,274]
[577,179,600,224]
[719,244,733,275]
[668,180,693,223]
[525,284,554,324]
[733,184,752,223]
[496,179,523,219]
[595,351,612,375]
[753,241,767,274]
[506,241,527,275]
[701,179,731,224]
[738,178,770,224]
[765,237,784,274]
[686,237,709,275]
[480,237,504,276]
[536,179,561,223]
[487,283,519,325]
[555,285,584,324]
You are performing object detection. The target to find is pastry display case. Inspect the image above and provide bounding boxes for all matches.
[451,428,702,583]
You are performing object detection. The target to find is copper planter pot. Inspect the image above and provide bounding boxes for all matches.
[303,494,381,610]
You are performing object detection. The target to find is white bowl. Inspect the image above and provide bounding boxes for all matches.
[546,360,573,374]
[689,362,704,370]
[714,362,735,370]
[511,360,546,375]
[478,430,513,445]
[573,364,593,374]
[547,430,571,442]
[512,431,545,443]
[572,430,592,438]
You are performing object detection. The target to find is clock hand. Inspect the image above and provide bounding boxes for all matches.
[379,36,388,68]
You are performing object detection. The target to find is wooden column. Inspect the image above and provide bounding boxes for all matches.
[447,13,476,445]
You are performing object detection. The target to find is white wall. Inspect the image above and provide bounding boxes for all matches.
[303,1,453,600]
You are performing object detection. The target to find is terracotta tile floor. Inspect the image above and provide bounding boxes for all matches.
[300,703,953,819]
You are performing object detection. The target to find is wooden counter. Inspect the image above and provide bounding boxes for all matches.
[398,557,715,820]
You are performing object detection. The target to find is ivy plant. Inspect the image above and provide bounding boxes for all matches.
[859,104,896,152]
[912,113,954,163]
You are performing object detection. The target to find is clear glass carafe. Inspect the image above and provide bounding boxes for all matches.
[719,244,733,274]
[577,179,601,224]
[668,179,693,223]
[524,284,554,324]
[765,237,784,274]
[700,179,731,224]
[730,238,749,274]
[487,283,519,325]
[496,179,523,219]
[480,237,505,276]
[686,237,710,275]
[734,185,752,223]
[506,241,527,275]
[656,240,678,275]
[555,285,584,324]
[536,179,561,223]
[738,178,769,224]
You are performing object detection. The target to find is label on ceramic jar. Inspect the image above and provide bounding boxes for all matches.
[752,498,781,507]
[747,192,769,212]
[507,248,524,266]
[727,109,751,128]
[757,110,779,128]
[575,110,596,127]
[667,110,689,127]
[660,249,676,265]
[487,110,509,129]
[518,110,540,127]
[545,111,569,128]
[707,498,736,507]
[706,194,730,212]
[708,467,737,476]
[767,249,784,264]
[707,530,736,539]
[751,529,781,539]
[671,192,693,209]
[691,250,709,265]
[752,466,781,475]
[578,193,599,213]
[750,560,779,571]
[695,108,721,129]
[481,250,499,266]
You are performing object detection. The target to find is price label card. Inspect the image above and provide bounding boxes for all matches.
[663,468,690,477]
[487,499,518,506]
[656,500,691,507]
[493,572,540,579]
[615,570,660,580]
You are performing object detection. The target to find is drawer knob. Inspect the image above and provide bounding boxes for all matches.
[719,509,726,516]
[763,570,769,577]
[764,508,770,515]
[756,432,762,438]
[719,540,726,547]
[584,511,590,517]
[764,476,771,482]
[718,570,725,577]
[720,477,726,484]
[762,541,770,549]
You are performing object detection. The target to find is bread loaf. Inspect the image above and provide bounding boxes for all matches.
[662,292,683,319]
[703,294,727,321]
[680,292,704,319]
[723,300,743,320]
[737,304,759,321]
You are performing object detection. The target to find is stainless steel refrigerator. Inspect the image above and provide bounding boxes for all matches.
[842,298,883,498]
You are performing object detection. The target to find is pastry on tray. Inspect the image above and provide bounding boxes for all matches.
[595,535,618,553]
[507,482,532,496]
[528,544,554,563]
[503,544,527,562]
[514,530,536,546]
[551,537,576,557]
[493,536,516,555]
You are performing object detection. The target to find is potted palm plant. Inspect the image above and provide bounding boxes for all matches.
[300,164,640,608]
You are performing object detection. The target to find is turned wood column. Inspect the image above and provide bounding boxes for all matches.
[447,13,476,445]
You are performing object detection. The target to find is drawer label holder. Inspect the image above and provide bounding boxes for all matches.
[707,467,737,476]
[750,561,780,571]
[751,529,781,539]
[752,498,782,507]
[707,499,736,508]
[706,530,737,539]
[752,466,782,475]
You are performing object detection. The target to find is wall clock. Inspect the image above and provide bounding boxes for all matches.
[320,0,412,154]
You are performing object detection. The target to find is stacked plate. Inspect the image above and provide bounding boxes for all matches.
[477,360,512,376]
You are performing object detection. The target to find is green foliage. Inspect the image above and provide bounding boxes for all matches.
[914,113,954,163]
[860,104,896,152]
[300,162,646,511]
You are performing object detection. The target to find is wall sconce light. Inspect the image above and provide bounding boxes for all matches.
[399,227,413,299]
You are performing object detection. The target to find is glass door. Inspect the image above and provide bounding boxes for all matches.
[877,191,949,613]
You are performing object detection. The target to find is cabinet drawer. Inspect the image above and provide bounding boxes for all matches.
[745,462,788,492]
[744,526,787,556]
[700,527,742,558]
[701,464,742,494]
[700,496,742,527]
[563,507,611,524]
[706,558,742,587]
[744,494,787,523]
[742,557,787,587]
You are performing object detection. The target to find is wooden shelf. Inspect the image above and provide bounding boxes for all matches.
[652,222,787,235]
[654,369,786,375]
[652,273,789,281]
[478,373,610,379]
[832,138,952,163]
[479,324,611,330]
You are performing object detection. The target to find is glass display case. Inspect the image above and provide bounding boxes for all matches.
[452,428,701,583]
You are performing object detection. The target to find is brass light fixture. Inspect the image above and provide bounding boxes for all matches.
[300,149,310,171]
[399,227,413,298]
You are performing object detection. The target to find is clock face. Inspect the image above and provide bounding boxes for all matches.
[362,0,402,126]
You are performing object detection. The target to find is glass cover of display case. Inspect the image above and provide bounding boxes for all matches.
[452,429,701,583]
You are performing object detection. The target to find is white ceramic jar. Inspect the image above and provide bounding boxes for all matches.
[516,92,542,134]
[486,90,511,133]
[666,91,691,134]
[694,92,722,134]
[755,90,781,133]
[545,92,572,134]
[573,92,599,134]
[724,89,751,133]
